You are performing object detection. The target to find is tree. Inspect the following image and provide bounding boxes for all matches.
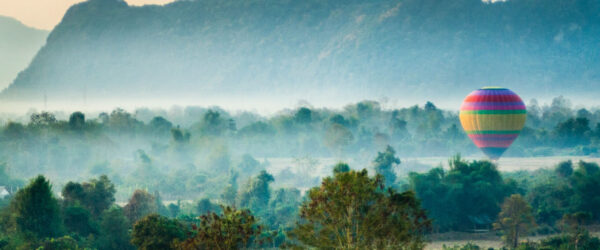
[196,198,220,215]
[221,171,238,206]
[267,188,301,229]
[333,162,350,174]
[554,117,591,147]
[38,236,79,250]
[149,116,173,137]
[238,170,274,213]
[294,107,312,124]
[131,214,185,250]
[68,111,85,130]
[11,175,62,238]
[556,160,573,178]
[570,161,600,220]
[494,194,536,248]
[123,190,158,224]
[410,155,517,231]
[373,145,401,187]
[170,126,190,144]
[97,207,133,250]
[29,112,57,127]
[291,167,430,249]
[153,191,170,217]
[167,202,180,218]
[176,206,264,249]
[63,205,97,236]
[62,175,116,217]
[200,110,227,136]
[324,123,354,155]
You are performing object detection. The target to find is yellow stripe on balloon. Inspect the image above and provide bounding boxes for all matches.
[459,113,526,131]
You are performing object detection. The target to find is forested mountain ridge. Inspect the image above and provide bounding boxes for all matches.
[0,16,48,90]
[2,0,599,105]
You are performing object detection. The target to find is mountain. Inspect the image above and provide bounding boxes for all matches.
[1,0,599,109]
[0,16,48,90]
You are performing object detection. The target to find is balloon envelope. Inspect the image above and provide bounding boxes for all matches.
[459,87,526,160]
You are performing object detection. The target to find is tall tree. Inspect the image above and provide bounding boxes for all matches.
[68,111,85,130]
[176,206,264,249]
[62,175,116,217]
[97,207,133,250]
[123,190,157,224]
[493,194,536,248]
[291,167,430,249]
[131,214,185,250]
[373,145,401,187]
[570,161,600,220]
[238,170,274,213]
[11,175,62,238]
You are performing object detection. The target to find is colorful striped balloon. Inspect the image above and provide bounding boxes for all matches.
[459,87,526,160]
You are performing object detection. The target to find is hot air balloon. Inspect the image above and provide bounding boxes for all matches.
[459,87,526,160]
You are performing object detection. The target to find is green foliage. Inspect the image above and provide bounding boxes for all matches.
[294,108,312,124]
[238,170,274,214]
[538,229,600,250]
[170,126,190,144]
[569,161,600,220]
[68,112,85,130]
[148,116,172,137]
[29,112,57,128]
[176,206,264,249]
[526,179,573,228]
[198,110,230,136]
[11,175,62,238]
[554,117,592,147]
[266,188,301,229]
[96,206,133,250]
[494,194,536,248]
[63,205,97,237]
[123,190,157,224]
[62,175,116,217]
[220,171,238,206]
[291,167,430,249]
[409,155,517,231]
[131,214,185,250]
[38,236,79,250]
[153,191,170,217]
[373,145,401,187]
[333,162,350,174]
[167,202,180,218]
[195,198,220,215]
[555,160,573,178]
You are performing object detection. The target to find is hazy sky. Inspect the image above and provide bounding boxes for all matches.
[0,0,177,30]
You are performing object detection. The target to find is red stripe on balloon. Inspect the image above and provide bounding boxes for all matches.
[471,139,514,148]
[468,134,519,139]
[463,94,523,103]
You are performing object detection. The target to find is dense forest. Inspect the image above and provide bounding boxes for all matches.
[0,97,598,249]
[2,0,599,106]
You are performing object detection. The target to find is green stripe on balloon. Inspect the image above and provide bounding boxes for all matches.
[465,130,522,135]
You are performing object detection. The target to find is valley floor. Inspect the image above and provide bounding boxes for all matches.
[425,227,600,250]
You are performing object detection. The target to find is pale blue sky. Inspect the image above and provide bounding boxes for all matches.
[0,0,177,30]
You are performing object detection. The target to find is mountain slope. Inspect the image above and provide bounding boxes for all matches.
[2,0,599,107]
[0,16,48,90]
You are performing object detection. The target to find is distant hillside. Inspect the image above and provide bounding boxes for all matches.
[2,0,599,107]
[0,16,48,90]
